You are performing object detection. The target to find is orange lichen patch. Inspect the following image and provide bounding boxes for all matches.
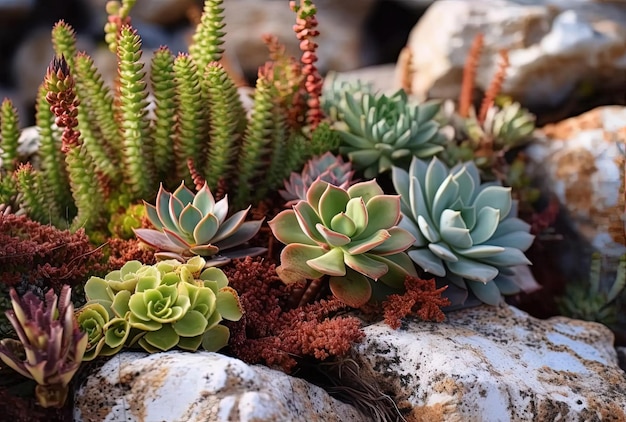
[541,108,605,140]
[407,400,459,422]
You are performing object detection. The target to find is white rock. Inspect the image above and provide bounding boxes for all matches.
[73,351,366,422]
[352,304,626,420]
[526,106,626,258]
[402,0,626,108]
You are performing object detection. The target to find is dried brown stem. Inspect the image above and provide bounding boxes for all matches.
[458,33,484,118]
[478,49,509,124]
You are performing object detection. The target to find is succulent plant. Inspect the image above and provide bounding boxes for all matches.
[134,182,266,266]
[470,100,535,149]
[558,253,626,328]
[83,256,242,354]
[268,179,417,307]
[279,152,355,207]
[391,157,535,306]
[322,78,445,179]
[0,285,87,408]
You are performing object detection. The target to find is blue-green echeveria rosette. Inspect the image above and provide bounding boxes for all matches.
[82,256,242,355]
[134,181,265,266]
[268,179,417,308]
[391,156,535,306]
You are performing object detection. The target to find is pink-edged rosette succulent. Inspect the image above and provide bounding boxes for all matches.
[268,178,417,307]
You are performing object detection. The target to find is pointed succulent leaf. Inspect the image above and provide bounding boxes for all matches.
[330,212,357,237]
[347,179,385,204]
[344,252,389,280]
[171,310,208,337]
[318,183,350,227]
[155,187,179,233]
[316,223,351,247]
[468,279,503,305]
[370,227,415,255]
[345,197,368,236]
[143,324,179,351]
[293,201,325,243]
[213,219,264,251]
[278,244,326,282]
[134,229,188,254]
[211,208,249,243]
[192,182,215,215]
[347,229,390,255]
[447,257,499,283]
[192,213,219,245]
[472,186,512,221]
[408,249,446,277]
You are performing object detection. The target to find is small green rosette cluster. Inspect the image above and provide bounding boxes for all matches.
[392,156,534,305]
[269,179,417,307]
[79,256,242,357]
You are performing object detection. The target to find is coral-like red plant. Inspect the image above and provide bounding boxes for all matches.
[382,276,450,329]
[0,213,105,288]
[225,257,364,372]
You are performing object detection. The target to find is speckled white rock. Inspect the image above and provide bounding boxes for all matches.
[352,304,626,421]
[73,351,366,422]
[402,0,626,108]
[526,106,626,258]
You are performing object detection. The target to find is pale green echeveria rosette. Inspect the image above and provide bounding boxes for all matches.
[391,156,535,306]
[82,256,243,355]
[134,181,265,266]
[269,179,417,308]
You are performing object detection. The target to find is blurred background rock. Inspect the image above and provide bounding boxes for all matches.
[0,0,433,126]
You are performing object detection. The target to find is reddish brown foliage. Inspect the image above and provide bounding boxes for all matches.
[225,257,364,372]
[105,237,156,270]
[0,213,106,288]
[458,33,484,118]
[383,276,450,329]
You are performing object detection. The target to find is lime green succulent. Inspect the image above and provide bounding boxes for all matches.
[323,78,445,179]
[392,157,535,305]
[269,179,417,307]
[82,256,242,354]
[0,286,87,408]
[134,181,265,266]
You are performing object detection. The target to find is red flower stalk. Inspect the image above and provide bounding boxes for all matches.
[290,0,324,129]
[458,33,484,119]
[44,55,81,153]
[478,49,510,124]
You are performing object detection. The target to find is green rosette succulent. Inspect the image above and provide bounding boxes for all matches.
[0,285,87,408]
[268,179,417,307]
[75,302,109,361]
[323,78,445,179]
[391,157,535,305]
[82,256,243,355]
[279,152,355,207]
[134,181,265,266]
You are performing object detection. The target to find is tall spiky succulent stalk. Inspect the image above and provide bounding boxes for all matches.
[290,0,323,129]
[45,55,104,230]
[0,286,87,408]
[34,84,73,222]
[173,53,208,184]
[189,0,226,75]
[74,52,121,179]
[234,67,275,209]
[14,163,48,223]
[116,25,153,198]
[104,0,135,53]
[150,46,177,179]
[51,20,77,69]
[0,98,19,172]
[203,62,246,190]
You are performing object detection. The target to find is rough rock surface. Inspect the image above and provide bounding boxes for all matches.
[352,304,626,421]
[73,351,365,422]
[526,106,626,260]
[402,0,626,108]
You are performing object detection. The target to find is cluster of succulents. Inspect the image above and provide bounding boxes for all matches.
[322,78,446,179]
[279,152,355,206]
[269,179,417,307]
[133,182,266,266]
[392,157,535,305]
[80,256,242,355]
[0,286,86,408]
